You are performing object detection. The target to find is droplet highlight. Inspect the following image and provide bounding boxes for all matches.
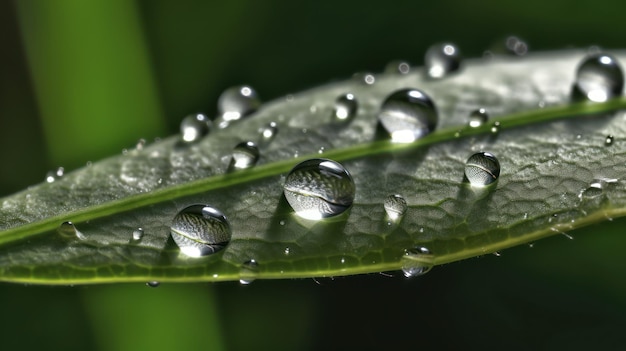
[573,53,624,102]
[425,43,461,79]
[605,135,614,146]
[218,85,261,123]
[333,93,358,121]
[239,259,260,285]
[283,158,356,220]
[231,141,260,169]
[259,122,278,143]
[465,152,501,187]
[378,89,438,143]
[180,113,211,143]
[170,205,231,257]
[468,108,489,128]
[401,247,433,277]
[384,194,407,221]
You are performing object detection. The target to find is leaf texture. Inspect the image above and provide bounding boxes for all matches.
[2,50,626,284]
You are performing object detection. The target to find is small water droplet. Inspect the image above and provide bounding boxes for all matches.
[239,259,259,285]
[132,227,144,241]
[353,72,375,85]
[58,221,76,237]
[384,194,407,221]
[283,158,356,220]
[259,122,278,143]
[401,247,433,277]
[425,43,461,79]
[378,89,438,143]
[317,146,325,154]
[493,251,502,257]
[333,93,358,121]
[180,113,211,143]
[170,205,231,257]
[468,108,489,128]
[231,141,260,169]
[505,36,528,56]
[573,53,624,102]
[490,121,501,134]
[218,85,261,123]
[146,281,160,288]
[135,138,146,150]
[465,152,501,187]
[605,135,614,146]
[284,247,290,255]
[46,167,64,183]
[384,60,411,74]
[578,178,617,200]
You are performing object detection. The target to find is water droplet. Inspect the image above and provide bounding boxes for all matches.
[46,167,64,183]
[333,93,358,121]
[378,89,438,143]
[58,221,76,237]
[505,36,528,56]
[231,141,260,169]
[465,152,501,187]
[132,227,144,241]
[468,108,489,128]
[218,85,261,123]
[384,194,407,221]
[578,178,617,200]
[573,53,624,102]
[605,135,614,146]
[425,43,461,79]
[180,113,211,143]
[135,138,146,150]
[401,247,433,277]
[284,247,290,255]
[317,146,325,154]
[239,259,259,285]
[260,122,278,143]
[170,205,231,257]
[146,281,160,288]
[283,159,355,220]
[353,72,375,85]
[490,121,501,134]
[384,60,411,75]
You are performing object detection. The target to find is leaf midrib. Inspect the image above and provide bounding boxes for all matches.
[2,97,625,246]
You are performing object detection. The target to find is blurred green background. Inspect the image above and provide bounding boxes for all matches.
[1,0,626,350]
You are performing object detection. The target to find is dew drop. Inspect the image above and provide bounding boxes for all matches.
[384,194,407,221]
[170,205,231,257]
[46,167,64,183]
[425,43,461,79]
[218,85,261,123]
[490,121,501,134]
[132,227,144,241]
[353,72,376,85]
[231,141,260,169]
[384,60,411,75]
[465,152,501,187]
[283,159,355,220]
[239,259,259,285]
[505,36,528,56]
[259,122,278,143]
[605,135,614,146]
[333,93,358,121]
[146,281,160,288]
[378,88,438,143]
[578,178,616,200]
[58,221,77,238]
[401,247,433,277]
[468,108,489,128]
[284,247,290,255]
[180,113,211,143]
[135,138,146,150]
[573,53,624,102]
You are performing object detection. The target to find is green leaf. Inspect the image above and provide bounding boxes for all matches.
[1,50,626,284]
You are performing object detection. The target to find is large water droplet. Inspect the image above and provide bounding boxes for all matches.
[425,43,461,79]
[468,108,489,128]
[283,159,355,220]
[46,167,64,183]
[170,205,231,257]
[231,141,260,169]
[401,247,433,277]
[180,113,211,143]
[239,259,260,285]
[573,53,624,102]
[465,152,501,187]
[218,85,261,123]
[378,89,438,143]
[384,194,407,221]
[333,93,358,121]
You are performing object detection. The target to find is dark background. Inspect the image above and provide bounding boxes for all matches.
[1,1,625,350]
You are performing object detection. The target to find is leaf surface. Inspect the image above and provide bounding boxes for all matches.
[2,50,626,284]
